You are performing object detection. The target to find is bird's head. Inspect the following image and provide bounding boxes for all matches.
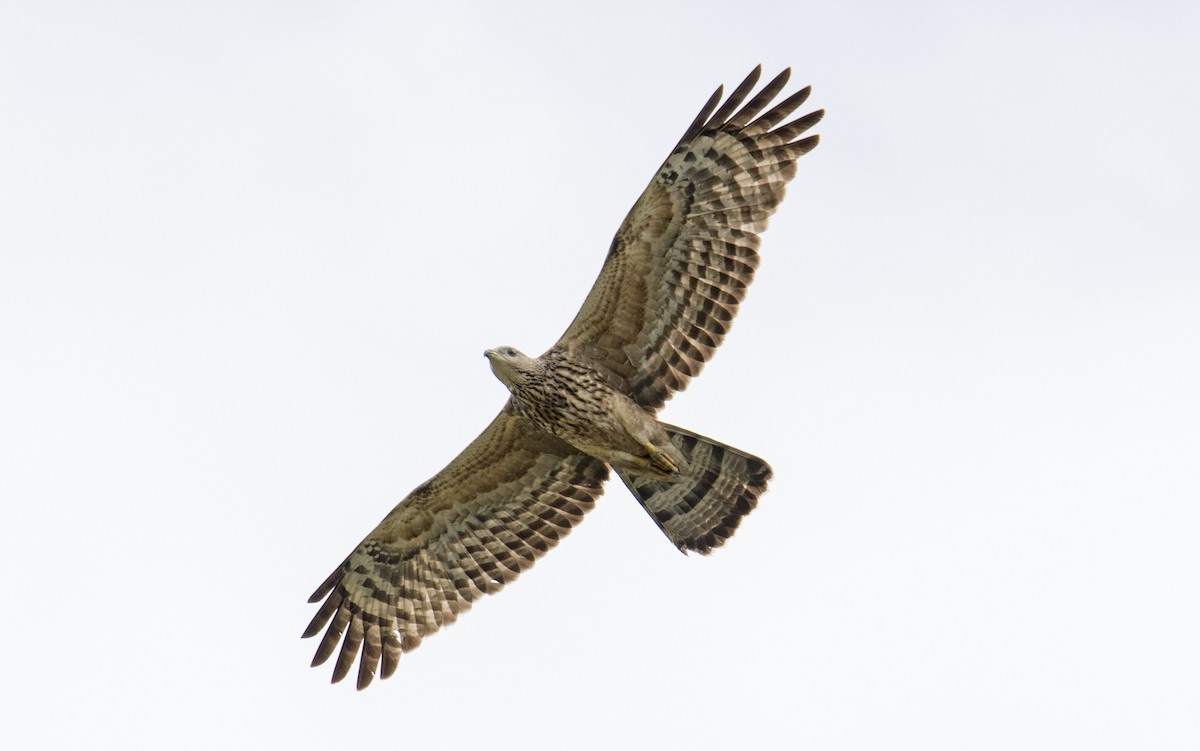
[484,345,537,390]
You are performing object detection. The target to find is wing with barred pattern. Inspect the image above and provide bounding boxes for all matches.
[553,66,822,409]
[303,404,608,689]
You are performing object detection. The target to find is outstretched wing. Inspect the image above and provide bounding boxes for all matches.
[303,404,609,689]
[553,66,823,410]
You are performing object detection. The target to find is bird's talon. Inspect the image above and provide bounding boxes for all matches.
[644,442,680,474]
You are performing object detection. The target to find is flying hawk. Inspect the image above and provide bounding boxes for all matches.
[304,66,823,689]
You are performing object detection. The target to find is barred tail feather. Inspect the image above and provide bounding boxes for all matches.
[616,424,772,554]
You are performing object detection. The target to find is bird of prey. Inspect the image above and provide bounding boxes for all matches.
[304,66,823,689]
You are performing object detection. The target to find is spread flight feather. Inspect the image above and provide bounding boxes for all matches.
[304,66,823,689]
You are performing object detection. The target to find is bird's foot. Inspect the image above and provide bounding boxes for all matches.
[644,442,680,474]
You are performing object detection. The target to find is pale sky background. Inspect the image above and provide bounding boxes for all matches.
[2,2,1198,749]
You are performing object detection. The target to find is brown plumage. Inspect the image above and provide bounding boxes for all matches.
[304,66,823,689]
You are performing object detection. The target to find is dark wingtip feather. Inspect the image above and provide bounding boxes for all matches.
[312,605,351,668]
[308,562,346,603]
[788,133,821,157]
[774,109,825,143]
[727,68,792,129]
[356,624,382,690]
[300,613,325,640]
[380,632,402,680]
[707,65,763,127]
[301,588,343,639]
[747,85,813,135]
[678,85,724,146]
[331,617,365,684]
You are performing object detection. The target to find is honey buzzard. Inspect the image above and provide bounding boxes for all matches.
[304,66,823,688]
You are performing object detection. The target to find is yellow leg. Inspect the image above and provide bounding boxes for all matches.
[644,442,680,474]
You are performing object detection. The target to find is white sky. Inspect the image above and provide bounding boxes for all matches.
[2,2,1198,748]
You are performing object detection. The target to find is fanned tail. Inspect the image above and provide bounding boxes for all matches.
[616,424,772,554]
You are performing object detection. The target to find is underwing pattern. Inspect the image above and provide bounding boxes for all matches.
[556,66,822,409]
[305,66,822,689]
[304,407,608,689]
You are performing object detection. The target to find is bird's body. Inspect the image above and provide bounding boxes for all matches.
[485,346,684,477]
[304,66,823,689]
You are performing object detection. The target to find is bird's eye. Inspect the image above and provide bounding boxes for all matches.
[506,348,516,357]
